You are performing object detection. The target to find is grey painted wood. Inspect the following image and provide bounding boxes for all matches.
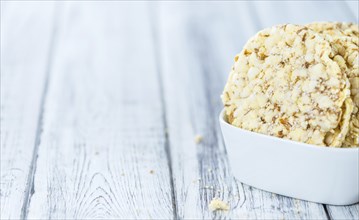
[327,205,359,220]
[0,2,56,219]
[26,2,174,219]
[345,0,359,20]
[1,1,357,219]
[251,0,356,27]
[156,1,329,219]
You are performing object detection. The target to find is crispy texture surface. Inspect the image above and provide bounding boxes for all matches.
[222,24,351,146]
[307,22,359,147]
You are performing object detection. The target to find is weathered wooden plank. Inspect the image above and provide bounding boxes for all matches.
[26,2,174,219]
[327,205,359,220]
[156,1,327,219]
[154,3,240,218]
[251,0,356,26]
[0,2,56,219]
[345,0,359,20]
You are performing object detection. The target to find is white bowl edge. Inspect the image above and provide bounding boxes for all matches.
[219,108,359,205]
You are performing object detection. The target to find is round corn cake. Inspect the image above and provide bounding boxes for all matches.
[307,22,359,147]
[222,24,351,146]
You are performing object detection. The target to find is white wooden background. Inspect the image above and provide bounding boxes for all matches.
[1,1,358,219]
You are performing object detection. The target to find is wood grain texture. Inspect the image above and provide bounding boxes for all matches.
[0,2,56,219]
[327,205,359,220]
[26,2,174,219]
[1,1,357,219]
[155,1,328,219]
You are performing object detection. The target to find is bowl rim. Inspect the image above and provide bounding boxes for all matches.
[219,108,359,152]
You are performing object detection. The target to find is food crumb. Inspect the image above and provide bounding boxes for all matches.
[209,198,230,211]
[149,170,155,174]
[194,135,203,144]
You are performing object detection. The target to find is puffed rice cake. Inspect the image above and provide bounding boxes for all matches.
[222,24,352,147]
[307,22,358,147]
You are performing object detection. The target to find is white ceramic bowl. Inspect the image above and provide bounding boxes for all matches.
[219,109,359,205]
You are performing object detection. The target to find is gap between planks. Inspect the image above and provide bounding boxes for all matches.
[148,3,179,219]
[26,2,174,218]
[20,3,63,219]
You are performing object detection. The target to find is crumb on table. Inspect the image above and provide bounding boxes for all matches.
[209,198,230,211]
[194,135,203,144]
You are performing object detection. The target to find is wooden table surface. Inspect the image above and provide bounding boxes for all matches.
[1,1,358,219]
